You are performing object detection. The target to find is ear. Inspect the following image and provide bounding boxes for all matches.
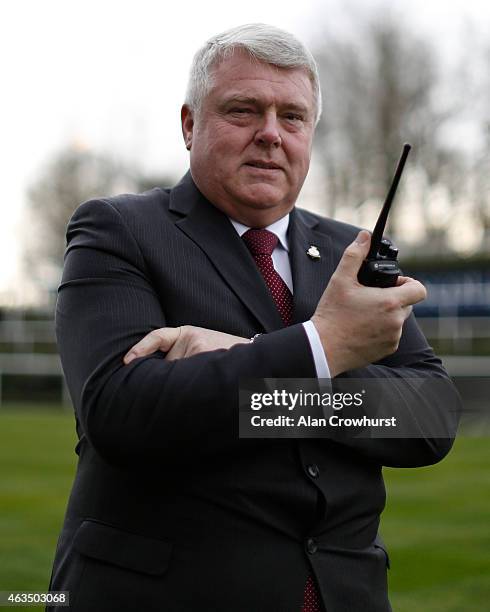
[181,105,194,150]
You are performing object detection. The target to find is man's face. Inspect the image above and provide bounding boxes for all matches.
[182,49,316,227]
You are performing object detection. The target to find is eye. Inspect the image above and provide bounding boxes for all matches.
[229,107,252,115]
[284,113,304,122]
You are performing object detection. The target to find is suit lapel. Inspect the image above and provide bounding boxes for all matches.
[289,208,336,324]
[169,173,284,332]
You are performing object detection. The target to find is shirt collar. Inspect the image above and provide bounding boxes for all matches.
[229,214,290,252]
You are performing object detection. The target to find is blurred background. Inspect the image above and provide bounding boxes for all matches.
[0,0,489,610]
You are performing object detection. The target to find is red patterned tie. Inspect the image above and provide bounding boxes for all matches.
[242,228,293,326]
[301,575,322,612]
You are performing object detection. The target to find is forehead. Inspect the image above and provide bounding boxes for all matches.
[207,49,314,110]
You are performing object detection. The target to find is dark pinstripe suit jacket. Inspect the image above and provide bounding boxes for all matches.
[48,172,458,612]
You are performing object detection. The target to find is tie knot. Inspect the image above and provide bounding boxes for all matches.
[242,229,278,256]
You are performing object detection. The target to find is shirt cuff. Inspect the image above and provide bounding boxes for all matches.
[302,320,331,379]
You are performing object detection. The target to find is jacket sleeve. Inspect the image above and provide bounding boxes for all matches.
[331,313,462,468]
[56,198,317,467]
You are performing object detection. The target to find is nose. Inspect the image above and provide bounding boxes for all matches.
[254,112,281,148]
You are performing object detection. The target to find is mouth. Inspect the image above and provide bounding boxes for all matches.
[244,160,282,170]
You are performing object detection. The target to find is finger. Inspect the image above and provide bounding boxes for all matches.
[124,327,181,364]
[165,340,187,361]
[395,279,427,307]
[395,275,412,286]
[334,230,372,280]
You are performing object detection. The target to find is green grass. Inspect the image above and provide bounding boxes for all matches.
[0,405,77,610]
[0,406,488,611]
[383,436,490,611]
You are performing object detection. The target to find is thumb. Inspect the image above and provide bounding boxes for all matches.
[334,230,371,278]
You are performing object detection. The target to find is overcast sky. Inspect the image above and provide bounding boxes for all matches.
[2,0,489,303]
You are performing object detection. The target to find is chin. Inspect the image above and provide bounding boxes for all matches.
[238,185,288,209]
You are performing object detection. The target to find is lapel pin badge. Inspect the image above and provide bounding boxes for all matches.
[307,245,321,261]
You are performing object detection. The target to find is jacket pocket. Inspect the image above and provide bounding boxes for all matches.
[73,519,172,576]
[374,534,390,569]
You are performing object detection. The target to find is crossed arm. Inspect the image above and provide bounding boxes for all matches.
[57,198,460,469]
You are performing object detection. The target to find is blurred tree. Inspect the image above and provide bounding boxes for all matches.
[314,15,461,228]
[23,144,175,294]
[474,44,490,251]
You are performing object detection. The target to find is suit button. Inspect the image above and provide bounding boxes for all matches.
[306,464,319,478]
[306,538,318,555]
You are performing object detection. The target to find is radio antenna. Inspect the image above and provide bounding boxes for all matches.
[368,143,411,258]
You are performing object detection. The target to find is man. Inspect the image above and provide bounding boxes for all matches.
[48,24,459,612]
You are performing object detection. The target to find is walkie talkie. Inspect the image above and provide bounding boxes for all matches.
[357,143,411,288]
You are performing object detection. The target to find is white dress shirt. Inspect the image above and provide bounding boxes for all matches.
[229,215,331,379]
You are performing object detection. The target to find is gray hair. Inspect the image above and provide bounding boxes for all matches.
[185,23,322,125]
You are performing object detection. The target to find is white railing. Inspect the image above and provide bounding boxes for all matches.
[0,317,489,407]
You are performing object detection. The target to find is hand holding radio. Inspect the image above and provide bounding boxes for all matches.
[312,143,426,376]
[311,144,427,378]
[312,231,426,377]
